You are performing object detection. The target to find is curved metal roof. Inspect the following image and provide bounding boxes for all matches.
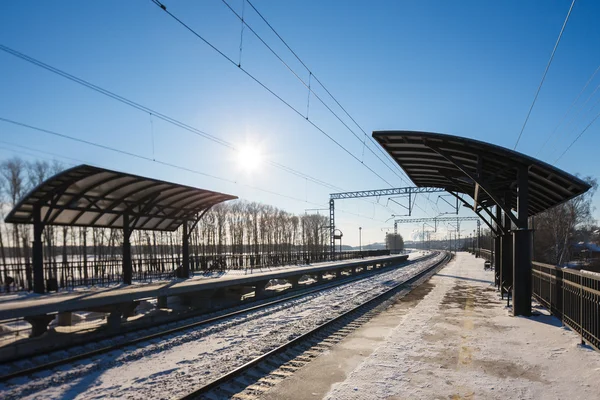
[5,164,237,231]
[373,131,591,217]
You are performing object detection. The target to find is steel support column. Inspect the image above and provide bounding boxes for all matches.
[501,193,513,297]
[513,165,533,316]
[122,213,133,285]
[182,222,190,278]
[494,206,502,288]
[32,205,45,294]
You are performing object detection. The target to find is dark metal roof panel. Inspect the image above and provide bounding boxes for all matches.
[5,164,237,230]
[373,131,591,216]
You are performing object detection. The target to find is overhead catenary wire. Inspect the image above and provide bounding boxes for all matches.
[0,32,432,219]
[0,44,411,218]
[151,0,436,220]
[0,116,388,223]
[219,0,437,219]
[221,0,412,186]
[150,0,393,187]
[242,0,411,183]
[0,43,341,193]
[553,108,600,164]
[546,81,600,160]
[536,63,600,157]
[514,0,576,150]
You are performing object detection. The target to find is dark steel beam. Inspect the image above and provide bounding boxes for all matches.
[513,164,533,316]
[32,205,45,294]
[330,187,443,200]
[428,143,520,226]
[122,213,132,285]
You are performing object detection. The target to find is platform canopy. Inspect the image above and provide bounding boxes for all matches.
[372,131,591,217]
[5,164,237,231]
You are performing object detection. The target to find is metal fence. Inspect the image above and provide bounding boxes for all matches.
[1,249,390,293]
[532,262,600,351]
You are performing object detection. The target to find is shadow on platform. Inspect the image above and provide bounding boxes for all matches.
[436,273,494,285]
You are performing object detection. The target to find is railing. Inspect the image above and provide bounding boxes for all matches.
[0,249,391,293]
[532,262,600,351]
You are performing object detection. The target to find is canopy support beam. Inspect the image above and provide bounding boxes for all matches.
[428,143,520,226]
[513,165,532,316]
[123,213,133,285]
[32,205,45,294]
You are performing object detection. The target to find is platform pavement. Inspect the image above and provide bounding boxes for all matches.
[324,252,600,400]
[0,253,412,321]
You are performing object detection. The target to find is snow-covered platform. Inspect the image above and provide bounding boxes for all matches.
[0,254,408,321]
[325,252,600,400]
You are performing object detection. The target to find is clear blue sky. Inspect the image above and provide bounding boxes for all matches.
[1,0,599,245]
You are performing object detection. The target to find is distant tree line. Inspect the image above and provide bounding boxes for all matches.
[0,157,334,290]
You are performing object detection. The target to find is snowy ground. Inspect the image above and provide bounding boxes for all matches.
[326,252,600,400]
[0,253,441,400]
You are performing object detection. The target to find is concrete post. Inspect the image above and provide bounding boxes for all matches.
[157,296,168,308]
[25,314,55,337]
[254,280,270,298]
[288,276,300,288]
[57,312,72,326]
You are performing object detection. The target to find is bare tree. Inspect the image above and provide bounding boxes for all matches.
[534,177,597,265]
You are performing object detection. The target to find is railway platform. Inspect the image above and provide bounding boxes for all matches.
[0,253,409,353]
[266,252,600,400]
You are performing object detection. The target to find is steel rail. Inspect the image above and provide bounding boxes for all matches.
[178,252,451,399]
[0,254,428,383]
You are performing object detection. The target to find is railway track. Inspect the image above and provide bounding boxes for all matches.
[0,253,432,383]
[179,251,452,400]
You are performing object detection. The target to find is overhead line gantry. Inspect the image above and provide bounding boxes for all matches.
[328,187,444,257]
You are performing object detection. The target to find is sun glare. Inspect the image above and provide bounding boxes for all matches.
[237,145,262,171]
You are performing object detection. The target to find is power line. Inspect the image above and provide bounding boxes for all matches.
[0,43,342,193]
[553,108,600,164]
[546,81,600,160]
[243,0,409,180]
[152,0,436,219]
[514,0,576,150]
[220,0,410,185]
[150,0,393,187]
[236,0,439,219]
[0,116,389,222]
[536,63,600,157]
[0,28,432,217]
[0,44,407,214]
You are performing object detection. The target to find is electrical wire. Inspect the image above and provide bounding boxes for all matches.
[514,0,576,150]
[150,0,393,187]
[553,108,600,164]
[220,0,410,185]
[0,44,408,215]
[0,116,388,222]
[536,63,600,157]
[546,81,600,160]
[151,0,437,220]
[0,43,343,193]
[242,0,411,183]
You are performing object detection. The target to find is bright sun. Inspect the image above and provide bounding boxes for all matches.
[237,145,262,171]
